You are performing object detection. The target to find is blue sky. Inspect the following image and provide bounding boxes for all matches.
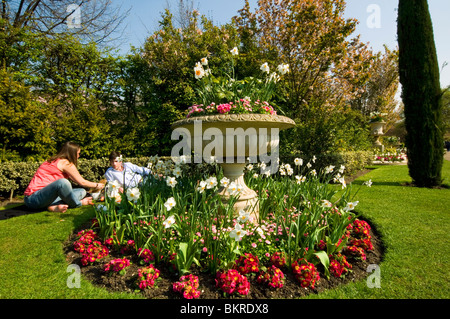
[113,0,450,88]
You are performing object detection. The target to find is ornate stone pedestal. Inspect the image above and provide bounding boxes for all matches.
[370,121,385,153]
[172,113,295,223]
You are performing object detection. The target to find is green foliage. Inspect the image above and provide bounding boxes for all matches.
[0,25,41,77]
[1,1,403,164]
[0,31,122,160]
[398,0,444,187]
[0,70,57,162]
[33,34,118,99]
[281,108,372,158]
[140,9,240,110]
[0,161,41,197]
[52,98,113,159]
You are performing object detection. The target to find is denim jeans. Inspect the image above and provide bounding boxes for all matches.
[24,178,86,210]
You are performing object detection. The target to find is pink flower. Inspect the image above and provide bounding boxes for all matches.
[215,269,250,296]
[104,258,131,274]
[173,274,201,299]
[136,265,160,290]
[138,248,155,263]
[217,103,232,114]
[257,265,285,289]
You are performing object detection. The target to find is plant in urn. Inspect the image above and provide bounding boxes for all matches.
[171,47,295,223]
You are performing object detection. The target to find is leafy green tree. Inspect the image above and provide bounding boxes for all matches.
[1,32,121,160]
[0,69,56,161]
[137,9,242,155]
[52,96,112,159]
[101,52,147,157]
[142,9,241,109]
[350,45,401,129]
[242,0,368,118]
[32,35,121,159]
[234,0,377,156]
[398,0,444,187]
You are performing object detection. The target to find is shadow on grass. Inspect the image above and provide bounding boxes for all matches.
[353,179,450,189]
[0,203,41,220]
[0,201,96,225]
[68,206,96,230]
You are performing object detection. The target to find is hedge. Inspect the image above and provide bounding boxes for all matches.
[0,151,373,200]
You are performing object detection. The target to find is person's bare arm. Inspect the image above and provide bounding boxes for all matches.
[58,160,103,189]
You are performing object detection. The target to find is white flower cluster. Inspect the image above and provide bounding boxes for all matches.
[104,179,141,203]
[194,46,289,82]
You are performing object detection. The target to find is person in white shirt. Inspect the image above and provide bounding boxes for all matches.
[104,151,152,193]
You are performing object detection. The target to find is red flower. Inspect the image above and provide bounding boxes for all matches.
[234,253,260,275]
[215,269,250,296]
[173,274,201,299]
[138,248,155,263]
[349,238,374,251]
[352,219,372,238]
[329,253,352,278]
[104,258,131,274]
[257,265,285,289]
[75,238,109,266]
[291,259,320,289]
[75,229,98,245]
[344,245,367,260]
[136,265,160,290]
[269,252,287,269]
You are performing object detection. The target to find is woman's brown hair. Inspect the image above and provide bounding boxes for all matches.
[48,141,80,166]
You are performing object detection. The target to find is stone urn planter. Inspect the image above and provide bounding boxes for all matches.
[370,121,385,135]
[171,113,295,223]
[370,121,385,152]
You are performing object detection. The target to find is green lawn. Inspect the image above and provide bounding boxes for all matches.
[0,162,449,299]
[308,162,450,299]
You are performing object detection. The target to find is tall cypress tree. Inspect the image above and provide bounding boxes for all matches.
[397,0,444,187]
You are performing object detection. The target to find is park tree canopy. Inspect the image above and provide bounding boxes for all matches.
[1,0,401,162]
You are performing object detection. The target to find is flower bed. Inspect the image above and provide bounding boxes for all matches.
[66,157,382,298]
[373,151,407,164]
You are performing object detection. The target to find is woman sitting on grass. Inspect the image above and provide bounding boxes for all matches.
[24,141,105,213]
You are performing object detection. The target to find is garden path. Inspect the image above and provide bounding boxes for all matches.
[445,151,450,161]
